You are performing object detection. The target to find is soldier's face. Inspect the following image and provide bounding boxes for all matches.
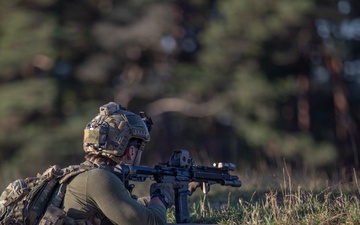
[124,146,142,165]
[133,149,142,166]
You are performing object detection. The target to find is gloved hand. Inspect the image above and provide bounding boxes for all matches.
[188,182,210,195]
[150,183,175,209]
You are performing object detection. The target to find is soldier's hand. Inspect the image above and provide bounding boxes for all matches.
[188,182,210,195]
[137,196,151,206]
[149,183,175,209]
[188,182,201,195]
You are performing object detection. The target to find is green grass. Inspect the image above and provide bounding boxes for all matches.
[166,167,360,224]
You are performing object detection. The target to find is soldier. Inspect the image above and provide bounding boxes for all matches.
[62,102,174,225]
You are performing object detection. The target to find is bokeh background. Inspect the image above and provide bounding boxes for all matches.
[1,0,360,189]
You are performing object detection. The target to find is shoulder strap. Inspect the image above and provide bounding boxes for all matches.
[45,163,97,208]
[59,164,95,184]
[38,163,95,183]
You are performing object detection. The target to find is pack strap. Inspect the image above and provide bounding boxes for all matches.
[40,163,96,209]
[59,164,95,184]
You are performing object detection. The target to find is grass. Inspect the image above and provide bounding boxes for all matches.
[166,167,360,224]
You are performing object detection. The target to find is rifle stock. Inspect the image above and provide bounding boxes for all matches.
[115,149,242,223]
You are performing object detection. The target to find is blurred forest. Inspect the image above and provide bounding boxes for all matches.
[1,0,360,188]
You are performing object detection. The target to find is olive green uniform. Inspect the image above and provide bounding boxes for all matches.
[63,166,166,225]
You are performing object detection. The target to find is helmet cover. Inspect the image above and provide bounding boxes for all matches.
[83,102,150,162]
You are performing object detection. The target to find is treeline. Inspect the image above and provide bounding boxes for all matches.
[1,0,360,187]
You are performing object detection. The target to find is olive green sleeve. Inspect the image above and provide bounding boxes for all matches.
[86,169,166,225]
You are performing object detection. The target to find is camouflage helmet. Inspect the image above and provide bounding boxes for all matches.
[83,102,151,163]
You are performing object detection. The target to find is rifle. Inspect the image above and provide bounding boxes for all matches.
[114,149,242,223]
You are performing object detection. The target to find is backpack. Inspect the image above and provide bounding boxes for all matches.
[0,164,93,225]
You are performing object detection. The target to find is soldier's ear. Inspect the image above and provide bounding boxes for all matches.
[126,146,136,160]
